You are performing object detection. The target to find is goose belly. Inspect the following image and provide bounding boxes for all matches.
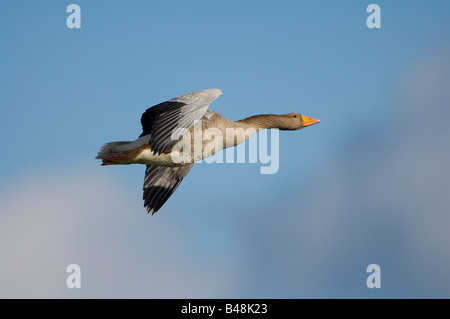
[134,149,182,167]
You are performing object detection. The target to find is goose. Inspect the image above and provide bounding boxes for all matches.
[96,88,320,215]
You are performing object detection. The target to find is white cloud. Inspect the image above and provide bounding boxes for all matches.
[0,166,236,298]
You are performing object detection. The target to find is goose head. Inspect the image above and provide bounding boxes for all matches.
[277,113,320,130]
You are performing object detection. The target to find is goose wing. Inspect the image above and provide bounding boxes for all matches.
[140,88,222,155]
[143,164,194,215]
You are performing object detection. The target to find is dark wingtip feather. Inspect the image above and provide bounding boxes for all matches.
[142,164,193,215]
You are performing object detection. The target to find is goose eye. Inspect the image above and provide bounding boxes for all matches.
[293,115,297,118]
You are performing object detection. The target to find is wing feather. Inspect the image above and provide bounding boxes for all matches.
[140,89,222,154]
[142,164,194,215]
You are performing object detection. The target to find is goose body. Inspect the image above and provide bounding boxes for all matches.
[96,88,320,214]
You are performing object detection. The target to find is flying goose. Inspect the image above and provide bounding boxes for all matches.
[96,89,320,215]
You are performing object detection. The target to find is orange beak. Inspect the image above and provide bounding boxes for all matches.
[301,115,320,127]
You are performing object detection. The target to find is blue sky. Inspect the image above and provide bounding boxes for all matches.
[1,1,450,298]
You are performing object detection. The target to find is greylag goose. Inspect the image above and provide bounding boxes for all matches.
[96,89,320,214]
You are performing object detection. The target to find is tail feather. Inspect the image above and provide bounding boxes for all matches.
[96,141,135,159]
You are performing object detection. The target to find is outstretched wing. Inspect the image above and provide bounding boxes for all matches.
[140,88,222,155]
[143,164,194,215]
